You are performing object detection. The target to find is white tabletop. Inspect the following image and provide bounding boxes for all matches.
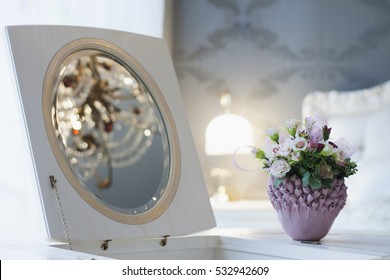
[1,200,389,260]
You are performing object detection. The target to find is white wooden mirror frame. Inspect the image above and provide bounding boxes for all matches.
[6,25,215,245]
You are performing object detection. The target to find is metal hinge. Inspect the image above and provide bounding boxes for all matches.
[159,235,170,247]
[100,239,112,251]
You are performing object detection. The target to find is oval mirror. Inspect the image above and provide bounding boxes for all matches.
[43,39,180,224]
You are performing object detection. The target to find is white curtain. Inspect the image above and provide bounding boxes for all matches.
[0,0,165,243]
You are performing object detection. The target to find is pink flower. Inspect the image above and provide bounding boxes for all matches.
[292,137,307,151]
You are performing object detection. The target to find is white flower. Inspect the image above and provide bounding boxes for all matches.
[269,159,291,178]
[263,137,279,159]
[264,143,280,160]
[278,139,293,157]
[292,137,308,151]
[265,127,279,143]
[266,127,278,136]
[285,119,301,136]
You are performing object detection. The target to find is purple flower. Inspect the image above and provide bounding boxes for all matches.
[304,115,327,133]
[323,125,332,141]
[316,143,325,152]
[308,126,323,147]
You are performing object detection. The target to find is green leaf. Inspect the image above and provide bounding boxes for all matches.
[270,133,279,144]
[302,172,311,187]
[309,175,322,189]
[302,172,322,189]
[256,149,266,160]
[298,167,307,177]
[322,178,333,189]
[287,127,296,137]
[273,177,284,188]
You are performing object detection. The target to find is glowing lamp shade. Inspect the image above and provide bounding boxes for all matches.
[205,113,254,155]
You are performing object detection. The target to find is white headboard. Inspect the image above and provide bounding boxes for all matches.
[302,81,390,153]
[303,80,390,117]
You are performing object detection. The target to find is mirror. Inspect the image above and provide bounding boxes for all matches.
[7,25,216,240]
[42,39,180,223]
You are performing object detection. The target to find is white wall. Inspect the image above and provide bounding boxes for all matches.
[0,0,165,243]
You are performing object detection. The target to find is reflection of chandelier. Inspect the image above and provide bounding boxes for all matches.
[54,55,158,189]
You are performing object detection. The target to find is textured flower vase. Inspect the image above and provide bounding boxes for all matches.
[268,175,348,241]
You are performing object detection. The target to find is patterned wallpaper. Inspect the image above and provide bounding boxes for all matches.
[172,0,390,199]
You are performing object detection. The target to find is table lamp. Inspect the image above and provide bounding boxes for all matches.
[205,91,253,202]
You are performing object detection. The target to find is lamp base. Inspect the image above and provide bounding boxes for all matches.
[210,167,232,203]
[211,186,229,203]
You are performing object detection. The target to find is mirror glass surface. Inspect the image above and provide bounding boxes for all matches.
[51,52,171,215]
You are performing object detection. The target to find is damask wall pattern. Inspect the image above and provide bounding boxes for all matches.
[172,0,390,199]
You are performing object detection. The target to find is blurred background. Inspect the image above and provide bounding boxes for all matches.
[169,0,390,200]
[2,0,390,241]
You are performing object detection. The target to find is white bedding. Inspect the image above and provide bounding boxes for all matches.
[303,81,390,232]
[335,158,390,231]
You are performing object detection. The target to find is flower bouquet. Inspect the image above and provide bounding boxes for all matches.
[255,115,358,241]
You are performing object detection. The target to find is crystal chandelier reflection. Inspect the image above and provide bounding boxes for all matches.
[54,55,159,189]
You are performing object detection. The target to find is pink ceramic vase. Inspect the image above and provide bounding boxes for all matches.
[268,175,348,241]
